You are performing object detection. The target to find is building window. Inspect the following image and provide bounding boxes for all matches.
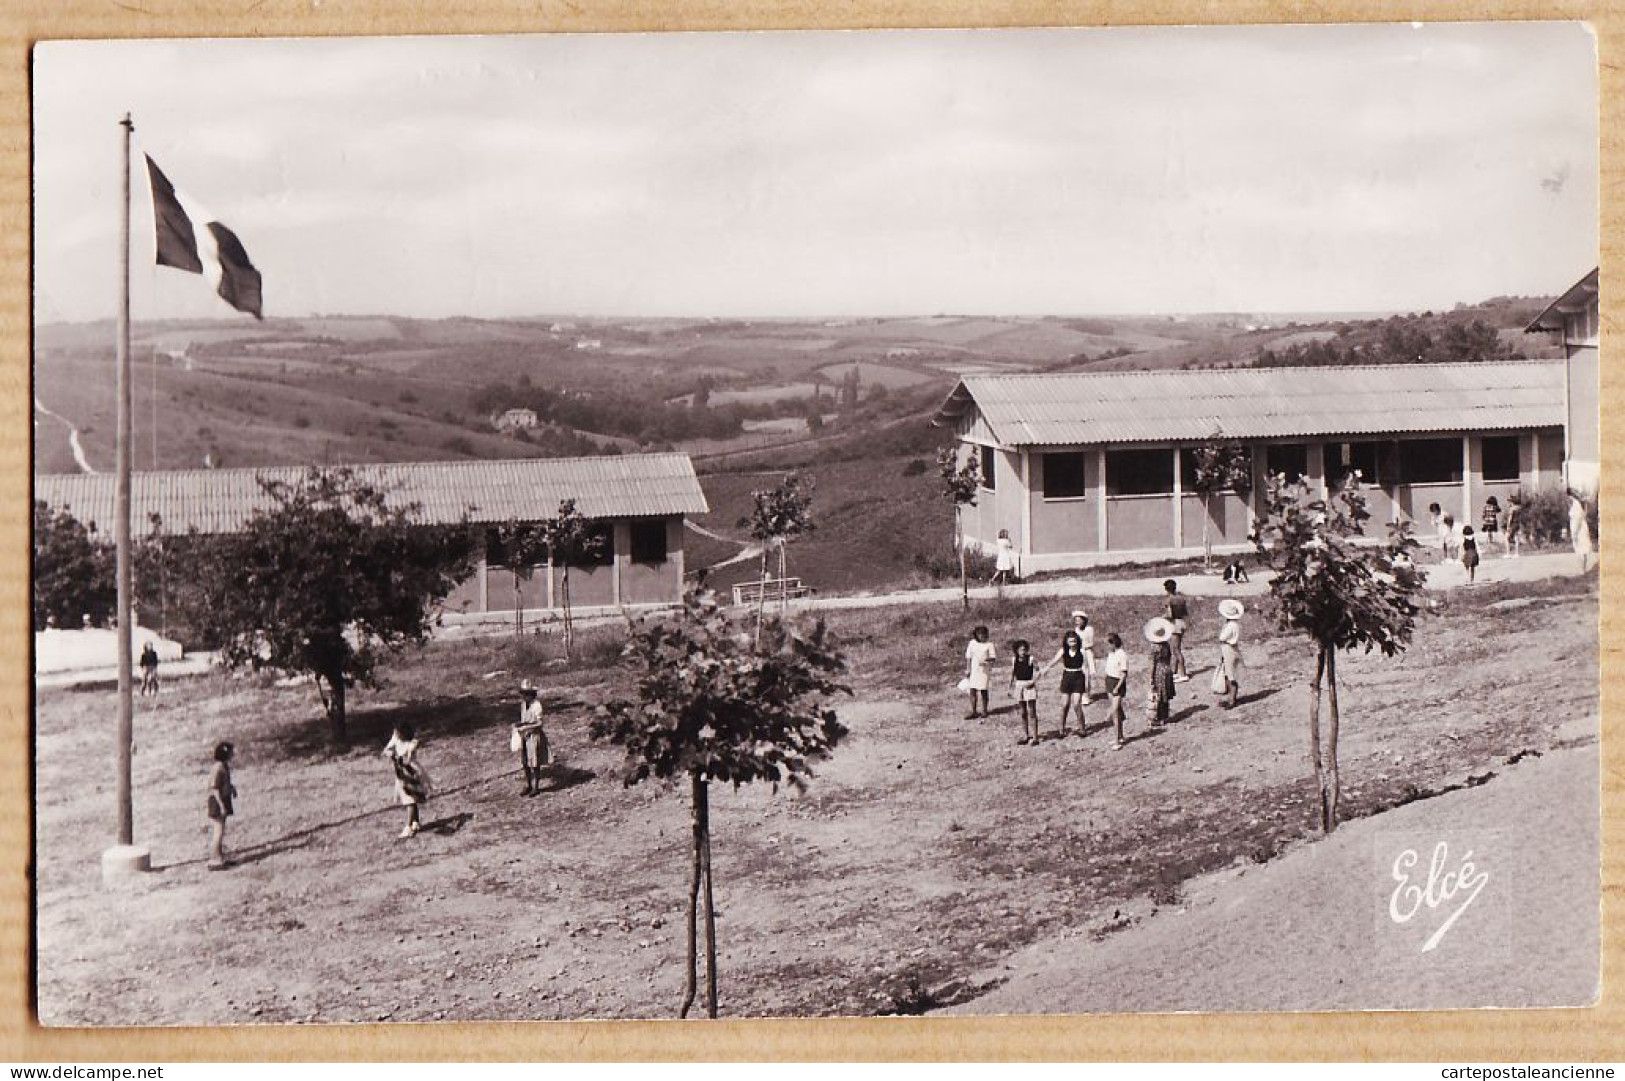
[1043,452,1088,499]
[1180,445,1253,491]
[1106,448,1173,497]
[568,523,615,568]
[629,519,668,564]
[1482,436,1520,482]
[1396,438,1461,485]
[979,445,997,491]
[484,526,546,570]
[1265,443,1309,484]
[1329,441,1382,486]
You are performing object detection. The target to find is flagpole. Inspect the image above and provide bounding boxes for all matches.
[104,111,150,884]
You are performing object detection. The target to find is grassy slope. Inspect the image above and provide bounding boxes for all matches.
[33,574,1598,1023]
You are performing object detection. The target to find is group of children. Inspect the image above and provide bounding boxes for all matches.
[203,675,555,866]
[963,580,1247,751]
[1429,495,1523,585]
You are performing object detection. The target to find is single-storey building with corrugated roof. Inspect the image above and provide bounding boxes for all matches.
[931,360,1566,570]
[1525,267,1600,492]
[34,453,709,619]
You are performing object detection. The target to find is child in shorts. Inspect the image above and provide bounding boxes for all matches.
[1007,639,1039,745]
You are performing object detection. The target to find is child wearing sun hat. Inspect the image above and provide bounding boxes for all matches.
[1216,598,1245,709]
[1143,618,1176,728]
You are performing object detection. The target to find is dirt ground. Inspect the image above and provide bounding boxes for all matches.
[33,573,1598,1024]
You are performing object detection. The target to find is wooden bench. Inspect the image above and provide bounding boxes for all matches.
[733,577,810,606]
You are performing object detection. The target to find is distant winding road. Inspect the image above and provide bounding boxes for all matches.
[33,396,96,474]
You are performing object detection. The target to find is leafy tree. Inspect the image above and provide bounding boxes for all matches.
[537,498,607,660]
[1251,473,1424,832]
[935,447,981,611]
[492,519,550,638]
[739,474,816,642]
[590,592,849,1018]
[1188,436,1254,570]
[161,468,475,746]
[32,501,115,631]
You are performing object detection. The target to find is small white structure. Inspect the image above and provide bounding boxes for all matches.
[492,408,539,433]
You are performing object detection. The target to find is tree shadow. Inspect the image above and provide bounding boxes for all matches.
[263,689,537,763]
[421,811,474,836]
[536,764,596,794]
[219,834,314,867]
[1233,686,1282,707]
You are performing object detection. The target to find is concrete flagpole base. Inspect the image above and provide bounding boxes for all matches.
[101,844,151,885]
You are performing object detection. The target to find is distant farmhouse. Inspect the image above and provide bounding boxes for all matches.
[933,360,1568,570]
[1526,267,1600,491]
[34,454,708,618]
[491,407,539,433]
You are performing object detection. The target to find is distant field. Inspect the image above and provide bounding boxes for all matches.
[811,361,938,388]
[298,317,403,341]
[708,382,823,406]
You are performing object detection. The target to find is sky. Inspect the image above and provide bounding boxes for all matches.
[32,23,1598,323]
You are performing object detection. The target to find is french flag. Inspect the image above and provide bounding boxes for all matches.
[145,155,263,319]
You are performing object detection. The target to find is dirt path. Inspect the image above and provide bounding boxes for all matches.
[790,551,1588,615]
[34,394,96,473]
[950,715,1600,1015]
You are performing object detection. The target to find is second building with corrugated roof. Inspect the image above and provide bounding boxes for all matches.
[930,360,1568,570]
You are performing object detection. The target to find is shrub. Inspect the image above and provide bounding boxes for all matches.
[911,545,998,584]
[293,415,311,429]
[33,502,115,630]
[902,458,927,477]
[1511,488,1568,546]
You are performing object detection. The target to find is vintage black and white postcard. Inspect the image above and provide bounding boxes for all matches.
[28,23,1601,1033]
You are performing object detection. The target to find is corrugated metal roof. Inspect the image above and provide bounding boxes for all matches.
[34,453,709,538]
[1526,267,1599,331]
[932,360,1565,447]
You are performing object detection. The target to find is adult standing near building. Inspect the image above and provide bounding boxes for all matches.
[1162,580,1191,682]
[1216,598,1244,710]
[513,678,550,797]
[1569,489,1594,571]
[991,528,1017,588]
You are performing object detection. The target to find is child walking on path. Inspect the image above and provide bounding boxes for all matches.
[206,741,236,869]
[512,678,551,796]
[383,723,432,839]
[1103,633,1129,749]
[1038,629,1089,738]
[1460,525,1481,584]
[1007,640,1040,745]
[963,626,996,719]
